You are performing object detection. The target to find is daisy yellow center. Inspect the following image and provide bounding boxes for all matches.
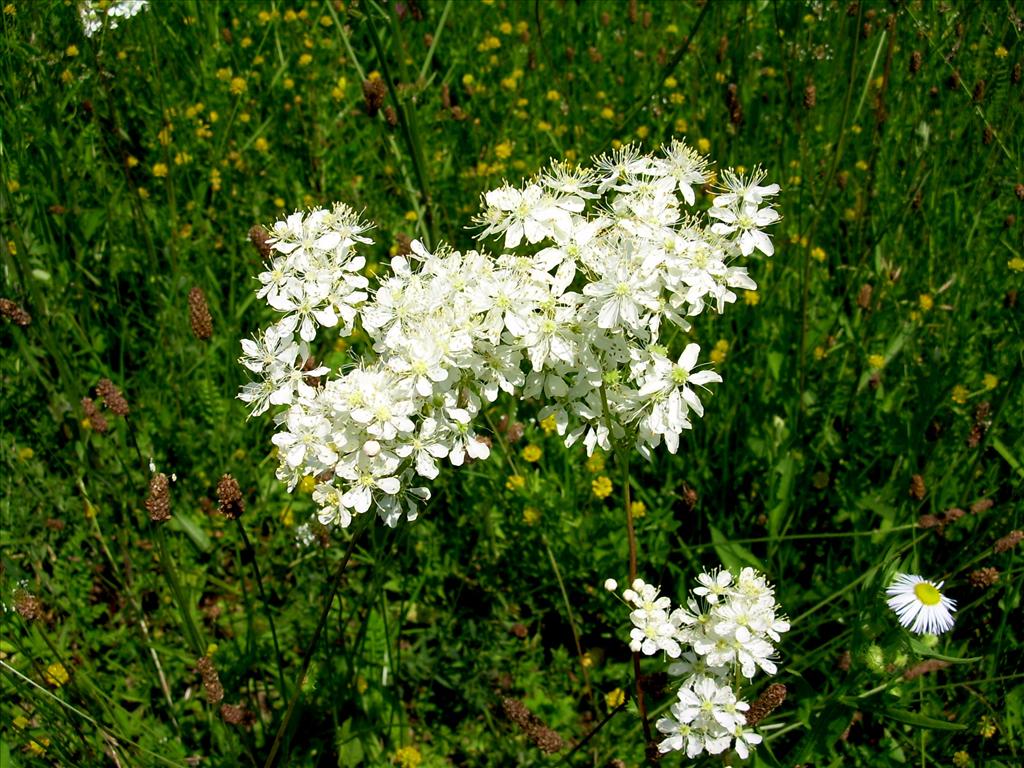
[914,582,942,606]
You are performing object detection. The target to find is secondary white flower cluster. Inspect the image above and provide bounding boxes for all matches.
[238,142,779,529]
[79,0,149,37]
[617,568,789,758]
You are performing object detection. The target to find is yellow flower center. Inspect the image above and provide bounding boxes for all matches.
[914,582,942,606]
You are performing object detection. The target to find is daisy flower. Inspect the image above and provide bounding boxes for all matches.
[885,573,956,635]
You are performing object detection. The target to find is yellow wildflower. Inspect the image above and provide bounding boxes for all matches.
[230,76,247,95]
[1007,257,1024,272]
[546,89,560,101]
[951,385,968,405]
[495,140,513,159]
[3,4,15,15]
[600,106,615,120]
[17,446,34,460]
[952,751,971,768]
[710,339,729,365]
[744,290,760,306]
[697,137,710,153]
[522,445,542,463]
[45,662,69,687]
[585,452,605,473]
[404,210,418,222]
[274,197,286,209]
[592,476,613,499]
[868,354,885,370]
[137,187,149,199]
[630,500,646,518]
[636,125,649,139]
[506,474,526,491]
[814,346,825,361]
[982,373,998,390]
[394,746,423,768]
[299,53,313,67]
[60,69,73,84]
[606,687,626,708]
[254,137,269,153]
[539,414,557,435]
[6,179,20,192]
[995,45,1008,59]
[810,246,826,262]
[522,506,541,525]
[320,15,333,27]
[918,293,934,311]
[499,20,512,34]
[298,476,316,494]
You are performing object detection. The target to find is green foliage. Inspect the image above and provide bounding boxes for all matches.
[1,1,1022,766]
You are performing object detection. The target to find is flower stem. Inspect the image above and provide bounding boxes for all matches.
[542,534,594,707]
[262,517,368,768]
[154,524,205,657]
[364,4,437,249]
[236,518,289,702]
[598,383,654,753]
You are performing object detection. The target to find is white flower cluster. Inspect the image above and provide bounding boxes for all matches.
[238,142,779,529]
[79,0,149,37]
[618,568,789,758]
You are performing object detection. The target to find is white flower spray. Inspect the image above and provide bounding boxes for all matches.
[238,141,781,532]
[613,568,790,759]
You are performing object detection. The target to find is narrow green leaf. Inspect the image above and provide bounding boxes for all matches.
[879,707,966,731]
[710,525,764,572]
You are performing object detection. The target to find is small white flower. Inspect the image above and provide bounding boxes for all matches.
[885,573,956,635]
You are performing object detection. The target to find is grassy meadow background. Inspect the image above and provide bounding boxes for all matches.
[1,0,1023,765]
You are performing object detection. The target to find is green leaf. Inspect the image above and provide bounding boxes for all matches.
[878,707,966,731]
[335,719,365,767]
[78,209,106,242]
[166,511,211,553]
[710,525,764,572]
